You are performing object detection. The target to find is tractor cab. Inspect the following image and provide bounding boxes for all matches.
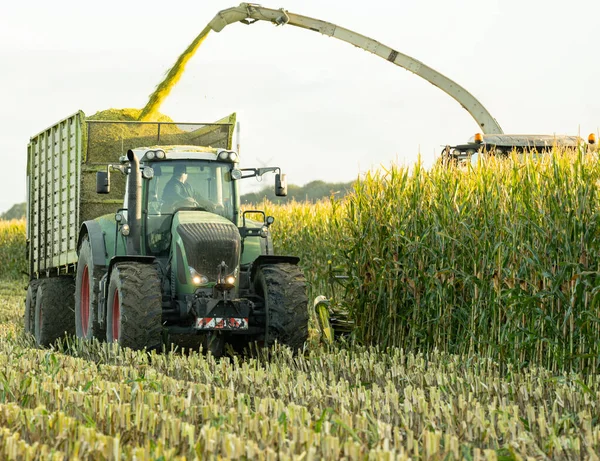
[139,147,239,218]
[137,147,241,259]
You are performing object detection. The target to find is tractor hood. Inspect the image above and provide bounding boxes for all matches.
[172,211,241,284]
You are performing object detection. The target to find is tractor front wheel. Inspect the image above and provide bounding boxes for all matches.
[106,262,162,350]
[254,263,309,351]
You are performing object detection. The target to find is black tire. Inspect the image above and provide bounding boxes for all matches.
[24,279,42,334]
[34,277,76,347]
[254,263,309,350]
[106,262,163,350]
[75,235,105,340]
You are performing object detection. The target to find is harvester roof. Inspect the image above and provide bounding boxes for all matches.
[450,133,594,155]
[466,134,582,148]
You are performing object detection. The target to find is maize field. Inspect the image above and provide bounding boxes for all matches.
[0,220,26,280]
[1,149,600,458]
[268,149,600,374]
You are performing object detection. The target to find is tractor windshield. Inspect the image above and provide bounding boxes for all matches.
[145,160,237,256]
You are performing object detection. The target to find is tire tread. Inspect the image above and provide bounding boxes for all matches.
[107,262,163,350]
[255,263,309,350]
[35,277,75,346]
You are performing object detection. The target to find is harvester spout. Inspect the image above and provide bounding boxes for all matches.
[208,4,250,32]
[206,3,504,134]
[126,149,142,255]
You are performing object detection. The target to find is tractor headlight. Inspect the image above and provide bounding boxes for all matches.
[215,273,236,291]
[218,150,238,162]
[215,261,236,291]
[259,226,269,238]
[155,149,166,159]
[189,267,209,285]
[121,224,130,236]
[146,151,156,160]
[142,166,154,179]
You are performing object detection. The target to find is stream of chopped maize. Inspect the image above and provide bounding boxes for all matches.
[139,25,212,122]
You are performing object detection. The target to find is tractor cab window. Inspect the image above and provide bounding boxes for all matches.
[145,160,236,256]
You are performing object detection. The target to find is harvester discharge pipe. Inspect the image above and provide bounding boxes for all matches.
[208,3,504,135]
[126,149,142,255]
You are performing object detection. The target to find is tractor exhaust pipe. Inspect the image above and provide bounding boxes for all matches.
[126,149,142,254]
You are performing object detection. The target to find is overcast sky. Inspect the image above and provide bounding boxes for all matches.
[1,0,598,213]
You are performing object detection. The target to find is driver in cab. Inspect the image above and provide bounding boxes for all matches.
[162,164,218,213]
[162,164,195,212]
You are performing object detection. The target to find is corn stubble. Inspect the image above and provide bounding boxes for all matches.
[1,287,599,459]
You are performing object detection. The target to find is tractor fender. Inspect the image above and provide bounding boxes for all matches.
[249,255,300,280]
[77,221,107,268]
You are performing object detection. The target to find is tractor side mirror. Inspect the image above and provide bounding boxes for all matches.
[275,173,287,197]
[96,171,110,194]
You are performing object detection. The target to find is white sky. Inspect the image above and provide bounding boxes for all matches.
[1,0,599,213]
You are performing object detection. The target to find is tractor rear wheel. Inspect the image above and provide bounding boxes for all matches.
[254,263,309,350]
[34,277,76,346]
[75,235,105,340]
[106,262,162,350]
[24,279,42,334]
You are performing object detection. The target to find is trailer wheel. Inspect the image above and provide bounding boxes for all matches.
[75,235,105,340]
[106,262,162,350]
[254,263,309,350]
[25,279,42,334]
[34,277,76,346]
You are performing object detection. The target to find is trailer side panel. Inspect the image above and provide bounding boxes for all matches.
[27,112,83,276]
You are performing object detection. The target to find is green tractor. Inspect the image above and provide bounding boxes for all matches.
[25,113,308,354]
